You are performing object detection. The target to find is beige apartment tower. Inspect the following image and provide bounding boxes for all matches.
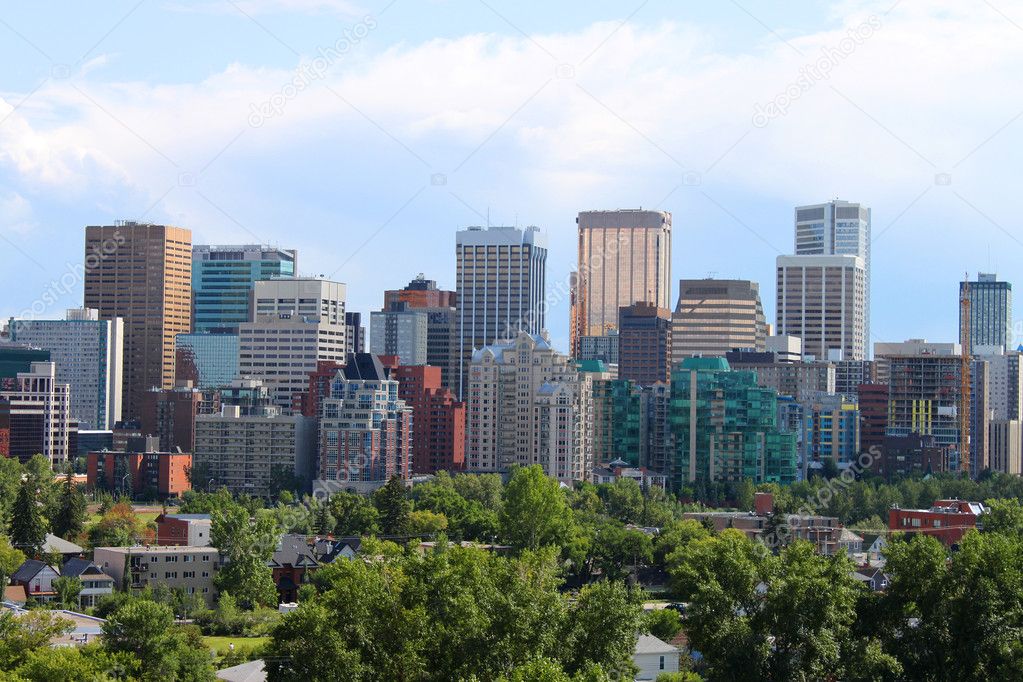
[671,279,767,363]
[776,255,866,362]
[84,222,192,419]
[571,210,671,356]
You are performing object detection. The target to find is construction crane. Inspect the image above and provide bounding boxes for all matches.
[959,273,972,476]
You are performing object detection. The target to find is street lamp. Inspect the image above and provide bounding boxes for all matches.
[122,473,131,500]
[207,478,215,492]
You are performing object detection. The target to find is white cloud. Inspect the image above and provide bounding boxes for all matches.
[0,191,36,235]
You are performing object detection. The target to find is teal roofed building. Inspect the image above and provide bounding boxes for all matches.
[670,356,796,488]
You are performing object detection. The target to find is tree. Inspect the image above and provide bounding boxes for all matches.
[49,469,87,540]
[101,599,215,681]
[643,608,683,642]
[407,509,448,536]
[982,498,1023,535]
[52,576,82,610]
[564,580,642,679]
[500,465,574,551]
[328,491,380,536]
[0,535,26,588]
[86,502,150,548]
[9,476,47,557]
[598,478,644,524]
[591,522,653,581]
[373,476,411,536]
[0,610,73,670]
[211,504,280,609]
[13,644,128,682]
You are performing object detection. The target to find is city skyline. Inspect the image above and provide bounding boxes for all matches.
[3,1,1023,355]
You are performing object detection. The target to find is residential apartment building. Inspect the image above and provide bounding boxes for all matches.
[466,332,584,481]
[570,209,672,355]
[194,379,316,495]
[393,364,465,475]
[586,368,645,468]
[315,354,413,493]
[86,448,192,498]
[725,349,836,400]
[370,304,428,366]
[961,273,1012,350]
[989,419,1022,475]
[345,312,365,354]
[888,500,985,546]
[578,331,619,366]
[801,392,860,475]
[141,383,220,453]
[191,245,296,333]
[455,225,547,399]
[7,308,123,430]
[858,383,889,458]
[618,302,672,386]
[238,278,348,413]
[381,275,459,389]
[95,546,220,605]
[776,254,867,361]
[670,357,797,487]
[84,222,192,419]
[670,279,767,361]
[155,513,213,547]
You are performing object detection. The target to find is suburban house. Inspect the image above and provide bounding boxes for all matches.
[633,634,680,680]
[44,534,84,561]
[155,513,213,546]
[853,566,890,592]
[11,560,60,602]
[61,558,115,608]
[95,545,220,606]
[269,534,320,603]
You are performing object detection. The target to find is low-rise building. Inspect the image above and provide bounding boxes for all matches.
[268,534,321,603]
[87,449,192,498]
[591,461,667,490]
[633,634,680,681]
[60,558,115,608]
[888,499,985,546]
[11,560,60,602]
[95,545,220,605]
[155,513,213,546]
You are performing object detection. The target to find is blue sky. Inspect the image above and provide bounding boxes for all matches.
[3,0,1023,353]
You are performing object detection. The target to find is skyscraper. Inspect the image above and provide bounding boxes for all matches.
[671,279,767,362]
[617,302,672,385]
[381,275,459,390]
[776,255,867,361]
[961,273,1012,350]
[455,225,547,399]
[794,200,871,345]
[8,308,123,430]
[84,222,192,419]
[571,209,672,355]
[191,245,296,333]
[238,278,348,413]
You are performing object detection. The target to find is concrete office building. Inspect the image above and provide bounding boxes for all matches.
[455,225,547,399]
[7,308,123,430]
[466,332,584,481]
[671,279,767,362]
[961,273,1012,350]
[370,305,428,366]
[794,200,871,346]
[974,346,1022,421]
[618,302,672,386]
[570,209,672,355]
[238,278,347,413]
[990,420,1022,475]
[578,331,619,366]
[191,245,296,333]
[194,379,316,495]
[381,275,459,389]
[84,222,192,420]
[345,312,365,354]
[0,361,72,467]
[141,383,220,453]
[726,349,836,400]
[776,254,867,361]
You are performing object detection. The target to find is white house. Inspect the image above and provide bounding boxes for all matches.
[61,558,115,608]
[633,634,680,680]
[11,560,61,602]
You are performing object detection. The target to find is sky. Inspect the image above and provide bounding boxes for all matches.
[3,0,1023,354]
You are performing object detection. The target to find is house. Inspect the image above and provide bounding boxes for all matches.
[44,534,84,561]
[853,566,890,592]
[634,633,680,680]
[315,537,362,562]
[837,528,864,554]
[11,560,60,602]
[216,659,266,682]
[155,513,212,546]
[268,534,320,603]
[61,558,115,608]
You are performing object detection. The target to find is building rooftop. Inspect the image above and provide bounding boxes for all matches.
[635,634,679,655]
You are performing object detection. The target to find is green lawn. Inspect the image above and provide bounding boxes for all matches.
[202,636,269,658]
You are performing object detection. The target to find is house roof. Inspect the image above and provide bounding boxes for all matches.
[838,528,864,543]
[45,533,83,555]
[635,634,679,655]
[160,514,212,522]
[61,558,114,581]
[3,585,28,604]
[342,353,387,381]
[11,559,56,584]
[268,534,319,569]
[216,659,266,682]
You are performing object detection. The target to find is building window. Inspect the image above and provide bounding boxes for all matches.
[659,656,665,670]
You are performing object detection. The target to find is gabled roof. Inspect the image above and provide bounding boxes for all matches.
[343,353,387,381]
[635,634,679,655]
[11,559,57,584]
[44,534,83,555]
[61,558,113,581]
[268,534,320,569]
[3,585,28,604]
[216,659,266,682]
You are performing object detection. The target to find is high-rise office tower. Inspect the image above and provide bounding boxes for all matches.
[618,302,672,385]
[238,278,347,413]
[776,255,867,361]
[191,245,296,333]
[0,361,72,467]
[84,222,192,419]
[370,304,428,366]
[961,273,1012,350]
[455,225,547,399]
[571,209,672,355]
[794,200,871,346]
[671,279,766,362]
[345,312,365,354]
[8,308,123,430]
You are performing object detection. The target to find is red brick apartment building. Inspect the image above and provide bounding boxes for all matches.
[888,499,985,546]
[87,450,192,498]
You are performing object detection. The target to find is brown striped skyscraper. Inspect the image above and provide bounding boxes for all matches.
[84,221,192,419]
